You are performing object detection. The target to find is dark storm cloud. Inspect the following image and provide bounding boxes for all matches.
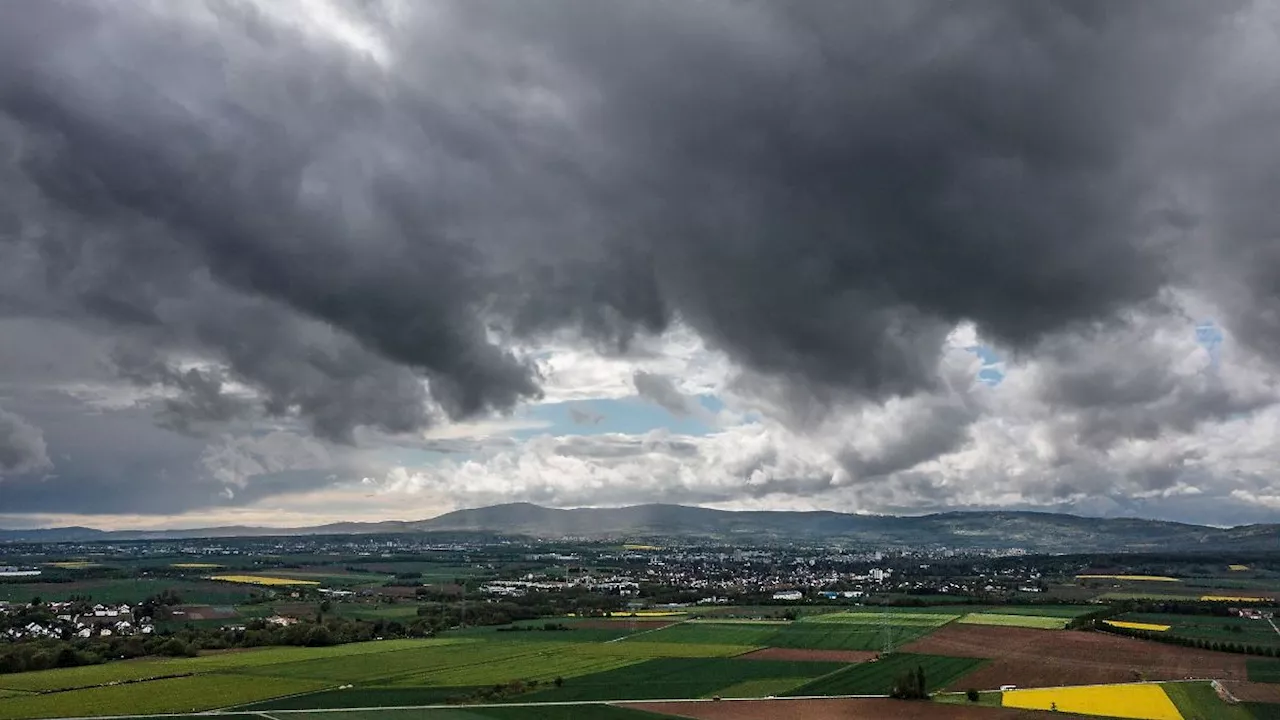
[0,0,1257,446]
[0,406,50,475]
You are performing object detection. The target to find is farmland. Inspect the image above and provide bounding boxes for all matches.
[0,578,256,604]
[508,657,846,702]
[1166,681,1258,720]
[1001,682,1183,720]
[0,674,332,719]
[957,613,1069,630]
[784,653,985,696]
[903,623,1251,689]
[1252,659,1280,683]
[1112,613,1280,649]
[209,574,322,586]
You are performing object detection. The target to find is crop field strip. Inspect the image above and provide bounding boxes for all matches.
[956,613,1069,630]
[1001,682,1185,720]
[489,657,848,703]
[0,673,333,720]
[782,652,985,696]
[1252,659,1280,683]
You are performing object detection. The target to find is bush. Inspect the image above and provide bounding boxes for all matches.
[966,688,980,702]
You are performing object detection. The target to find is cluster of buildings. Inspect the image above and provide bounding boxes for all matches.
[0,601,155,640]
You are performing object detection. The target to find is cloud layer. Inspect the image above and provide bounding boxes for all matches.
[1,1,1280,527]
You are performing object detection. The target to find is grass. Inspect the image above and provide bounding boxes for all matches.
[767,622,937,651]
[1250,659,1280,683]
[0,674,331,719]
[957,613,1068,630]
[0,578,257,604]
[1246,703,1280,720]
[266,708,676,720]
[620,623,777,646]
[710,677,809,698]
[1163,681,1256,720]
[1116,613,1280,649]
[514,657,844,703]
[964,605,1097,618]
[785,653,985,696]
[799,611,959,626]
[441,624,640,644]
[0,640,464,693]
[389,649,645,687]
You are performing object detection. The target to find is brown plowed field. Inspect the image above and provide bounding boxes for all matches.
[901,624,1249,689]
[628,698,1093,719]
[1222,681,1280,703]
[737,647,877,663]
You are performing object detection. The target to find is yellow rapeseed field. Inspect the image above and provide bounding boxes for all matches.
[1201,595,1268,602]
[209,574,320,586]
[1076,574,1181,582]
[1104,620,1171,632]
[1228,564,1250,571]
[623,544,663,551]
[1001,683,1184,720]
[46,561,97,569]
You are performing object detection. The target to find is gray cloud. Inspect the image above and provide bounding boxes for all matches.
[632,371,703,419]
[0,406,50,475]
[3,1,1280,524]
[0,0,1265,440]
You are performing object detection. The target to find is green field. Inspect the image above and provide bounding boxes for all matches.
[1251,659,1280,683]
[512,657,844,702]
[0,640,465,693]
[1116,612,1280,649]
[0,674,331,719]
[621,623,777,646]
[767,621,937,651]
[963,606,1097,618]
[800,611,960,626]
[956,613,1068,630]
[1162,681,1255,720]
[785,653,985,696]
[265,707,675,720]
[1247,703,1280,720]
[0,578,256,604]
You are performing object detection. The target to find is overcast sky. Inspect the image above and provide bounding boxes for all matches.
[2,0,1280,530]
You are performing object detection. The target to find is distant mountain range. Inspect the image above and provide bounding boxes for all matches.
[2,503,1278,553]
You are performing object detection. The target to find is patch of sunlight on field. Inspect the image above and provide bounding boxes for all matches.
[172,563,222,568]
[1105,620,1172,632]
[1229,565,1250,571]
[1077,575,1181,582]
[1002,683,1185,720]
[209,574,321,586]
[45,562,97,569]
[1201,595,1270,602]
